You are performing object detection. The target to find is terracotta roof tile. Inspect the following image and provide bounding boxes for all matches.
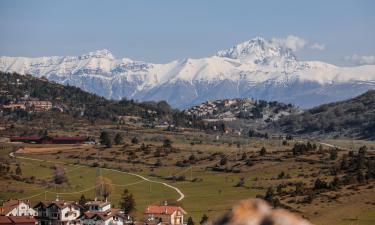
[8,216,36,224]
[144,205,186,215]
[81,209,124,221]
[0,216,12,224]
[0,200,30,216]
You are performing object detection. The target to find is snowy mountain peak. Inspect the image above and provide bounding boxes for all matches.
[1,36,375,109]
[216,37,296,64]
[79,49,115,60]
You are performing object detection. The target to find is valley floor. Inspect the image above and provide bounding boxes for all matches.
[1,126,375,225]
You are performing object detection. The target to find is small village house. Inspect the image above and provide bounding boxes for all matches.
[26,101,52,112]
[1,104,26,111]
[33,200,81,225]
[0,200,37,217]
[144,203,186,225]
[78,200,129,225]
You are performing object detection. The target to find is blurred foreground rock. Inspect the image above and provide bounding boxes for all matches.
[211,199,311,225]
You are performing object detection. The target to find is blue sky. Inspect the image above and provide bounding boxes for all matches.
[0,0,374,65]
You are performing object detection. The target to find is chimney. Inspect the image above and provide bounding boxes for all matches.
[56,195,59,202]
[164,201,168,206]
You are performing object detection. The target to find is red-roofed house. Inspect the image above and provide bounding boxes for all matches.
[144,203,186,225]
[0,216,37,225]
[0,200,37,217]
[9,136,46,144]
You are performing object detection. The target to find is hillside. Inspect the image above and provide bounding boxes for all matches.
[0,71,177,123]
[1,37,375,109]
[275,90,375,139]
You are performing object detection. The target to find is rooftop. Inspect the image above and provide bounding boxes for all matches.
[144,205,186,215]
[8,217,36,224]
[0,200,30,216]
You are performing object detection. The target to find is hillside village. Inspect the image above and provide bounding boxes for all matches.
[184,98,300,123]
[0,198,187,225]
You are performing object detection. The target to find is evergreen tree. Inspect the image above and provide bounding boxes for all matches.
[264,186,274,203]
[357,146,367,170]
[15,165,22,175]
[154,159,162,167]
[313,178,328,190]
[79,195,88,211]
[100,131,112,148]
[199,214,209,225]
[260,147,267,156]
[330,148,338,160]
[131,137,139,144]
[241,152,247,160]
[119,189,136,215]
[163,139,172,148]
[357,170,365,184]
[114,133,124,145]
[79,194,87,206]
[220,156,227,165]
[187,216,194,225]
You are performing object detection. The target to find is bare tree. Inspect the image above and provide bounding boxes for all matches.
[96,176,113,200]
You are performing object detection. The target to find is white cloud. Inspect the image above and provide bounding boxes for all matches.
[310,43,325,51]
[344,54,375,65]
[272,35,308,51]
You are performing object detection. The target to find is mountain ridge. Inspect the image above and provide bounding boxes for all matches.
[275,90,375,139]
[1,37,375,109]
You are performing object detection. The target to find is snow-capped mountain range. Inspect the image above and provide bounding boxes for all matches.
[1,37,375,109]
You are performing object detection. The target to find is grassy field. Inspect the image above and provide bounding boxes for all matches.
[1,156,179,219]
[1,127,375,225]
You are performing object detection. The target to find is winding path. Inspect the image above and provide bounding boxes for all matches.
[12,153,185,201]
[318,142,350,150]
